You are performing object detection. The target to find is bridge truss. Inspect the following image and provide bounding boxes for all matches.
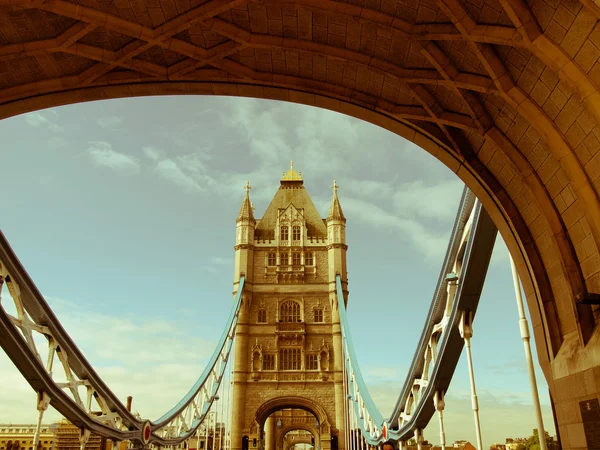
[1,187,548,450]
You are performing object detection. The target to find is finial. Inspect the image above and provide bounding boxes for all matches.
[281,161,303,181]
[332,180,339,193]
[244,180,251,193]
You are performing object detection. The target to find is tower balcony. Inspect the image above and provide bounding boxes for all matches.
[276,264,305,274]
[276,321,306,334]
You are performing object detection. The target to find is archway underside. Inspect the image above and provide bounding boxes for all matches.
[1,0,600,445]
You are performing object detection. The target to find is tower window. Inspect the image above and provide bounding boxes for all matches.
[268,253,277,266]
[280,226,289,241]
[263,354,275,371]
[279,348,301,370]
[292,252,301,265]
[314,309,323,323]
[257,309,267,323]
[306,354,319,370]
[305,252,314,265]
[280,300,301,322]
[292,226,301,240]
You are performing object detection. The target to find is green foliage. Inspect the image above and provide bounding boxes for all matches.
[515,429,558,450]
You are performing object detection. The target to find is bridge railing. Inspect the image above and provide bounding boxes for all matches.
[0,229,245,448]
[337,187,498,445]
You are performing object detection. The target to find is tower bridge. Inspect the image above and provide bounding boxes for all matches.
[2,0,600,447]
[2,161,571,450]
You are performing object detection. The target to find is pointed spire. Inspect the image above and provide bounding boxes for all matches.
[237,180,255,223]
[328,179,345,221]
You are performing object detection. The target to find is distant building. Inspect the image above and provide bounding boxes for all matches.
[185,422,227,450]
[451,441,476,450]
[489,444,506,450]
[504,437,527,450]
[0,421,126,450]
[0,424,56,450]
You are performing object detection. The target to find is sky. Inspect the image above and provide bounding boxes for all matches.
[0,96,556,448]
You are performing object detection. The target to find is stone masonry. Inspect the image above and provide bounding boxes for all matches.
[230,166,348,450]
[2,1,600,447]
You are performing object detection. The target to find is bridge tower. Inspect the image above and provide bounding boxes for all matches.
[231,163,348,450]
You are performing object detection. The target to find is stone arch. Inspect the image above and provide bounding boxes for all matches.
[279,299,302,323]
[255,397,330,432]
[280,425,320,450]
[1,83,586,360]
[4,2,600,444]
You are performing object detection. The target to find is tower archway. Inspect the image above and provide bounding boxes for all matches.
[255,401,327,450]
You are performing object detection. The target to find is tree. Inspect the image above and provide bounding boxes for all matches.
[516,429,558,450]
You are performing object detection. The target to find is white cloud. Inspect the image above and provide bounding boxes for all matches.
[24,110,63,133]
[206,98,465,262]
[143,146,163,161]
[97,116,123,129]
[0,293,218,423]
[340,196,452,262]
[391,179,464,222]
[155,158,203,192]
[86,141,140,174]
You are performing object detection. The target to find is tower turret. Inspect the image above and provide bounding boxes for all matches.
[234,180,255,282]
[327,180,347,282]
[326,180,348,450]
[230,168,349,450]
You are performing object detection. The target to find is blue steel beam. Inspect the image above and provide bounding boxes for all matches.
[337,187,498,444]
[0,229,244,447]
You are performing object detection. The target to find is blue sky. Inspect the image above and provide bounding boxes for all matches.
[0,96,554,447]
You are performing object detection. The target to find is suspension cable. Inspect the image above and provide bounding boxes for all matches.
[510,257,547,450]
[343,349,350,450]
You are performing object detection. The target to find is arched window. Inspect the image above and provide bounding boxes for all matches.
[280,226,289,241]
[292,252,301,265]
[280,300,301,322]
[262,354,275,370]
[306,354,318,370]
[313,309,323,322]
[305,252,314,265]
[257,309,267,323]
[292,225,301,240]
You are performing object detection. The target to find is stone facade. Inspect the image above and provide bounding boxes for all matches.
[230,167,348,450]
[0,421,126,450]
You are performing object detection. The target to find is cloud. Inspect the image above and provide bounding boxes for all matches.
[24,110,63,133]
[155,158,203,192]
[0,293,218,423]
[97,116,123,129]
[203,98,465,261]
[143,146,163,161]
[340,196,452,262]
[86,141,140,174]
